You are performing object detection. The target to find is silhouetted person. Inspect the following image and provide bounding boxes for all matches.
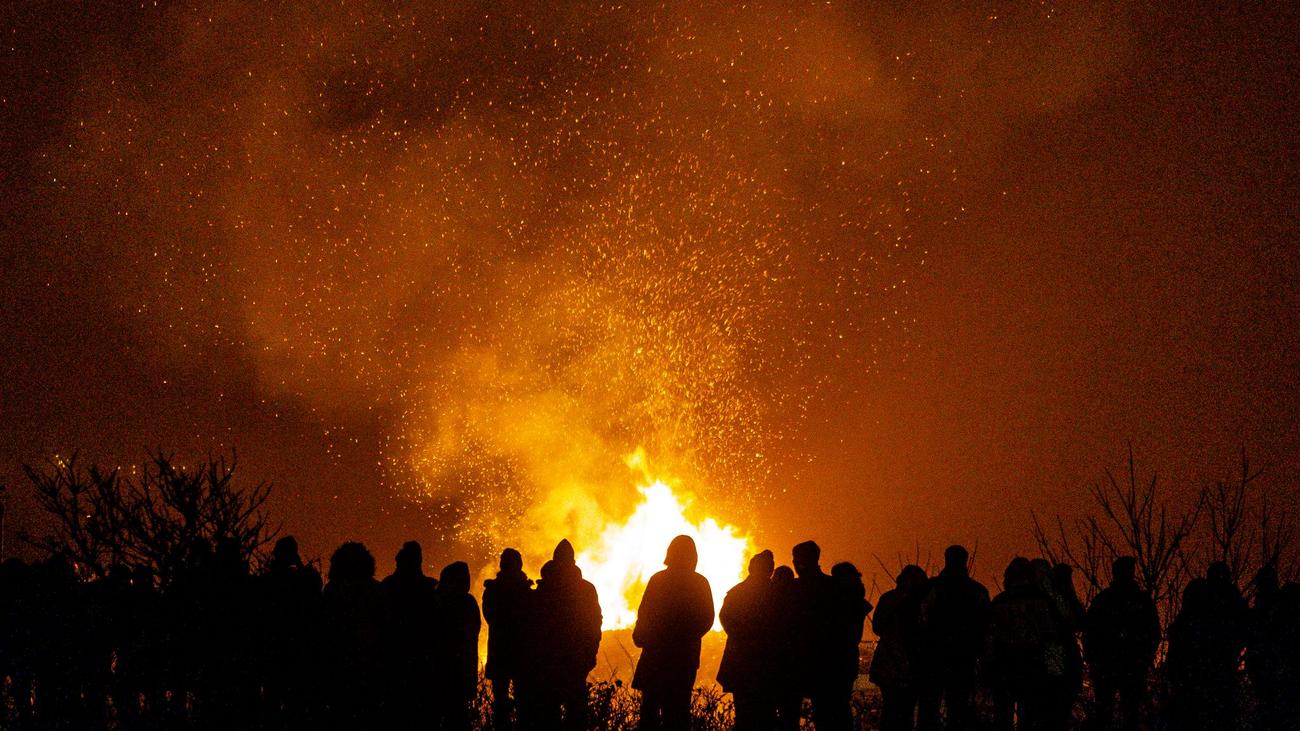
[98,565,149,729]
[827,562,872,730]
[258,536,322,730]
[987,557,1060,731]
[633,535,715,731]
[1048,563,1084,731]
[769,565,803,731]
[483,547,533,731]
[433,561,481,730]
[871,564,929,731]
[199,536,259,730]
[1164,562,1248,731]
[789,541,867,730]
[381,540,439,730]
[1246,566,1293,731]
[718,549,776,730]
[1,558,38,728]
[528,540,602,730]
[1082,556,1158,731]
[1250,580,1300,731]
[321,541,388,730]
[918,544,989,731]
[26,555,82,729]
[126,566,168,727]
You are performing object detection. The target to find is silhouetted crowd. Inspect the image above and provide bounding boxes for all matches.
[2,536,1298,731]
[857,549,1300,731]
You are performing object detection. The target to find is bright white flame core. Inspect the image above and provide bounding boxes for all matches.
[576,477,753,631]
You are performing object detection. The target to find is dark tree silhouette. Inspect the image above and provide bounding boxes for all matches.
[1033,445,1298,625]
[1201,448,1297,590]
[1032,445,1203,623]
[23,449,276,585]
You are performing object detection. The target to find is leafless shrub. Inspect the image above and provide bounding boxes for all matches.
[1200,448,1297,592]
[1032,444,1204,624]
[22,448,277,585]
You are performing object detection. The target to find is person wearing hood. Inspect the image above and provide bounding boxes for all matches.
[432,561,481,730]
[718,549,776,730]
[632,535,715,730]
[483,548,534,731]
[528,539,602,730]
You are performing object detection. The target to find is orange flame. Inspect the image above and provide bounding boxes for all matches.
[575,450,754,630]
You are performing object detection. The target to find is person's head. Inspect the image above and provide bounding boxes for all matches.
[748,549,775,580]
[499,547,523,573]
[439,561,471,594]
[1253,565,1279,595]
[831,562,863,592]
[664,535,698,571]
[1052,563,1076,596]
[897,564,928,595]
[943,545,969,574]
[1111,556,1137,585]
[1030,558,1053,593]
[328,541,376,584]
[772,565,795,587]
[792,541,821,577]
[1207,561,1232,585]
[395,540,422,574]
[553,539,576,565]
[1003,556,1033,590]
[272,536,302,569]
[539,559,557,582]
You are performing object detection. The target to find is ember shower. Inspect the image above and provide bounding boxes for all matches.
[30,2,1127,558]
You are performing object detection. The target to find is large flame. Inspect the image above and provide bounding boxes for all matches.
[575,450,754,631]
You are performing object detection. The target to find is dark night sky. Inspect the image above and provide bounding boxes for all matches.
[2,1,1296,579]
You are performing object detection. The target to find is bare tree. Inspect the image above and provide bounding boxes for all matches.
[1032,444,1204,626]
[1201,448,1298,592]
[23,449,277,586]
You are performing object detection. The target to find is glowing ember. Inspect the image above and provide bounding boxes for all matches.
[576,451,754,631]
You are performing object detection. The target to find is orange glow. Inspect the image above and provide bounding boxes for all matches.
[575,450,753,631]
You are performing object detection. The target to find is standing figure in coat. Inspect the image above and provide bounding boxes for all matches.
[791,540,844,729]
[827,562,872,730]
[321,542,388,731]
[433,561,482,731]
[632,535,715,731]
[986,557,1060,731]
[1164,562,1248,731]
[483,548,533,731]
[529,540,602,730]
[917,544,990,731]
[870,564,929,731]
[769,565,804,730]
[1083,557,1158,731]
[381,541,439,730]
[718,550,776,730]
